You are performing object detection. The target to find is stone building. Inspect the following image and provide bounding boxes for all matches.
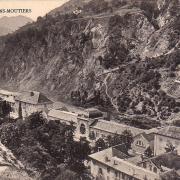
[15,91,53,119]
[48,107,145,142]
[89,145,180,180]
[75,116,145,141]
[89,145,160,180]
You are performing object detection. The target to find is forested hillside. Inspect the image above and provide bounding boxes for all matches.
[0,0,179,121]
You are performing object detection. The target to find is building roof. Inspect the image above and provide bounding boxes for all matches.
[53,101,88,115]
[126,155,143,165]
[90,120,145,136]
[84,108,103,118]
[16,91,53,105]
[0,89,19,97]
[4,96,15,103]
[48,109,78,124]
[89,145,160,180]
[143,133,154,142]
[140,152,180,171]
[135,132,154,142]
[156,126,180,140]
[145,127,160,134]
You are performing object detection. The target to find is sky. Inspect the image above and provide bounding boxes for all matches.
[0,0,69,20]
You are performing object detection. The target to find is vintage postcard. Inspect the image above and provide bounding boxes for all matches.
[0,0,179,179]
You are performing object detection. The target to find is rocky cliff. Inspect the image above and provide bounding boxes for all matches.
[0,141,33,179]
[0,0,179,121]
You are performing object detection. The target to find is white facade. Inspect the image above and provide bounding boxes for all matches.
[89,148,160,180]
[14,101,53,119]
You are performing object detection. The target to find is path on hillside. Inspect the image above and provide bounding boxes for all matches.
[103,73,119,112]
[65,7,142,23]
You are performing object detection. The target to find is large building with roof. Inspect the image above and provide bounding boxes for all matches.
[47,107,146,142]
[138,151,180,180]
[48,109,78,125]
[89,119,145,141]
[75,116,145,141]
[89,144,180,180]
[154,126,180,155]
[89,145,161,180]
[14,91,53,119]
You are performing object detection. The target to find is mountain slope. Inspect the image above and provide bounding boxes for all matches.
[49,0,91,16]
[0,16,33,36]
[0,26,12,36]
[0,141,33,179]
[0,0,179,121]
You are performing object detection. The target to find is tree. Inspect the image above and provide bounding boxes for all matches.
[121,130,133,150]
[161,170,179,180]
[25,112,46,129]
[165,143,176,153]
[106,134,123,147]
[55,166,79,180]
[1,100,12,118]
[18,102,22,119]
[94,138,106,152]
[37,16,43,22]
[0,113,90,179]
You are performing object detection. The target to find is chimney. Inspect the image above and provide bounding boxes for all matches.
[30,92,34,96]
[104,111,111,121]
[114,160,118,165]
[105,156,110,162]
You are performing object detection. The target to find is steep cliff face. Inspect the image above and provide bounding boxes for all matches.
[0,141,32,179]
[157,0,179,27]
[0,0,179,120]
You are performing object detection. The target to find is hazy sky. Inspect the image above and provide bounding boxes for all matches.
[0,0,69,20]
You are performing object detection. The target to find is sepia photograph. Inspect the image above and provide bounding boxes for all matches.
[0,0,179,179]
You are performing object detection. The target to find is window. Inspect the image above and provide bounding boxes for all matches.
[80,124,86,134]
[30,92,34,96]
[107,167,110,173]
[98,168,103,175]
[136,140,144,147]
[122,173,125,180]
[149,165,152,171]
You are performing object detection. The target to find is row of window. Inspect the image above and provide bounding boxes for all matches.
[136,140,145,147]
[142,163,157,173]
[98,167,139,180]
